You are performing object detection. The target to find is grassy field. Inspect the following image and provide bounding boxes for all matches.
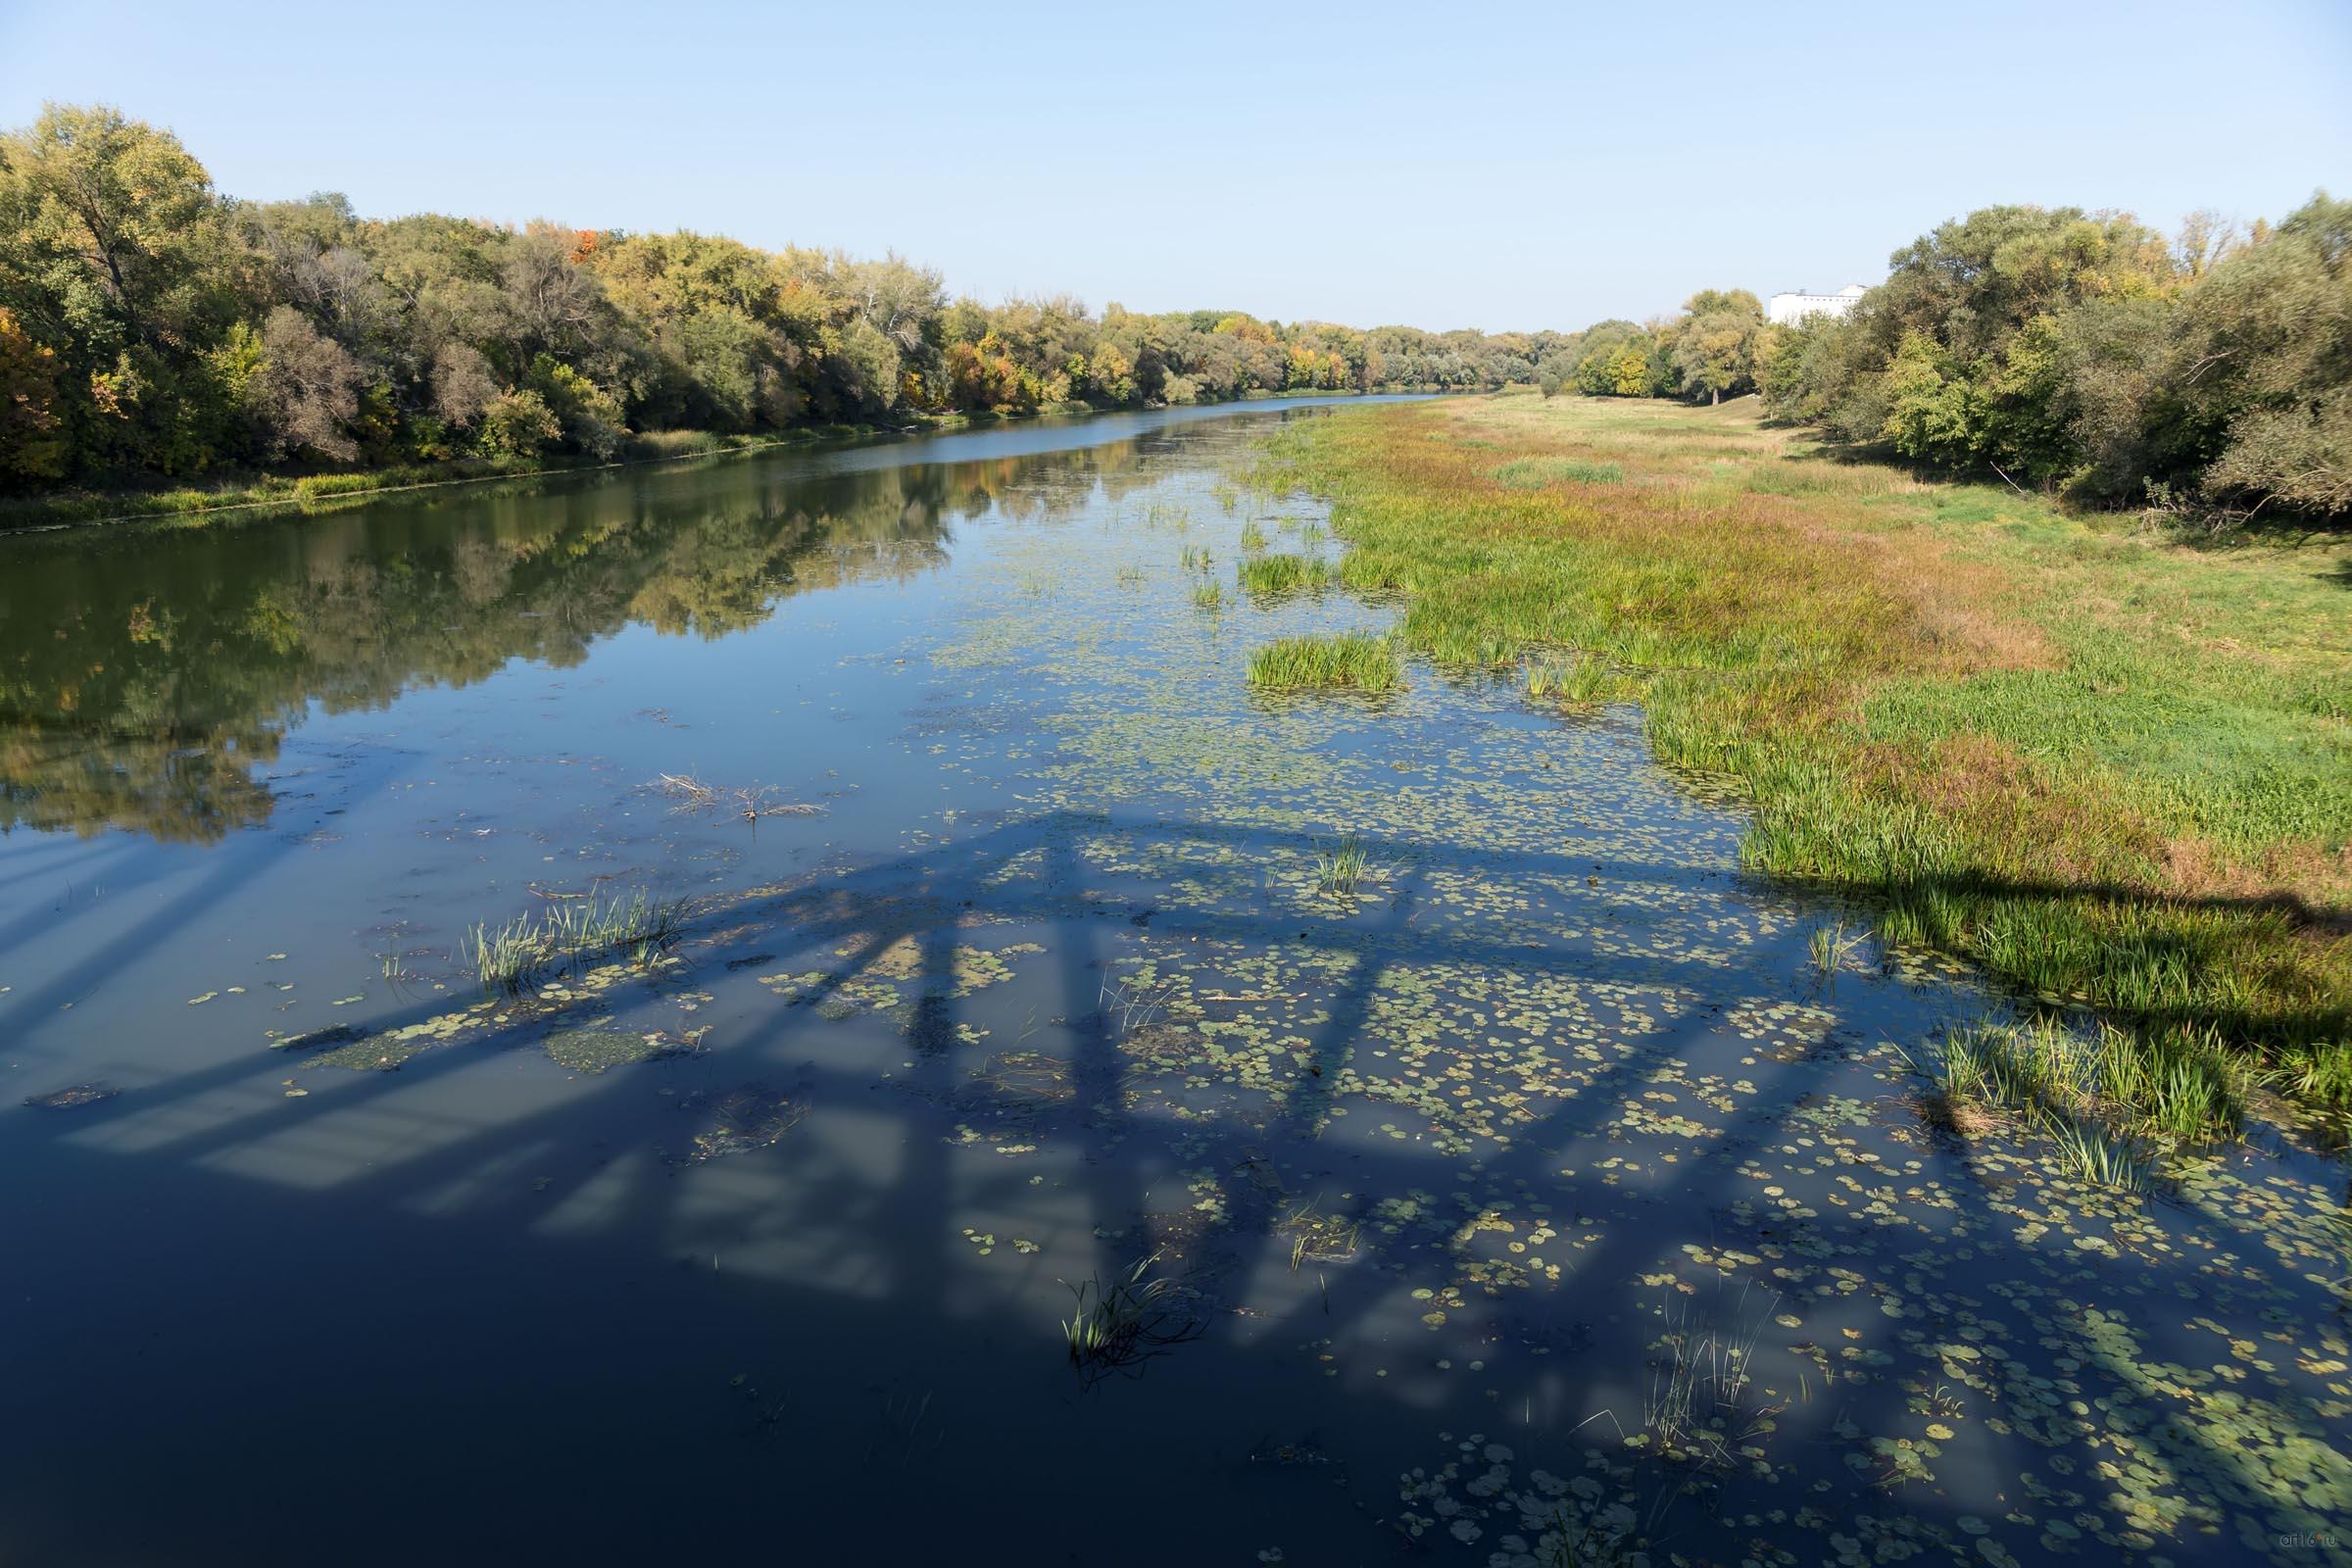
[1267,392,2352,1118]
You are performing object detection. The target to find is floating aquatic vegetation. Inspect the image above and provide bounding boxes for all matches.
[1247,633,1400,693]
[681,1085,808,1161]
[270,1023,364,1053]
[542,1025,692,1075]
[1280,1201,1361,1270]
[1059,1251,1201,1389]
[23,1083,117,1110]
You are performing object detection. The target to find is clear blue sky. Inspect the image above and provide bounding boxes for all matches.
[4,0,2347,332]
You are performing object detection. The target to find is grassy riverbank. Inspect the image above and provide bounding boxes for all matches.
[1268,392,2352,1117]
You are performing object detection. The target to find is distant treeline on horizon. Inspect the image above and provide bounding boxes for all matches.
[0,104,2342,522]
[0,104,1584,492]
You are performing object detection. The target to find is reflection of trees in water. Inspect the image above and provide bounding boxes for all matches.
[0,437,1164,843]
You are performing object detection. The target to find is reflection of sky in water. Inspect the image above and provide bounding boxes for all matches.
[0,403,2345,1565]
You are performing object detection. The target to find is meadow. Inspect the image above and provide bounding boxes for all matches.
[1268,392,2352,1118]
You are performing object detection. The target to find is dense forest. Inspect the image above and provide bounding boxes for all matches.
[0,105,1564,493]
[1534,198,2350,523]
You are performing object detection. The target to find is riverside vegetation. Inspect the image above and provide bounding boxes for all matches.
[0,104,1556,523]
[1266,392,2351,1123]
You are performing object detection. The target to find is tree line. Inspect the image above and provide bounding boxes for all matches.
[0,104,1563,492]
[1534,198,2349,522]
[1762,199,2348,520]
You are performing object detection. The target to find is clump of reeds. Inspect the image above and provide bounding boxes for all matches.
[1807,919,1870,976]
[1237,520,1268,552]
[1629,1285,1785,1472]
[1313,837,1372,896]
[1237,553,1334,595]
[1060,1251,1201,1388]
[1191,580,1223,611]
[1247,633,1400,693]
[467,888,688,994]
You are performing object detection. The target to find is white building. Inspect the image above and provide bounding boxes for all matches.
[1767,283,1869,327]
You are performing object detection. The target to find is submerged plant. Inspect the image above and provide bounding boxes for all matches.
[1059,1251,1200,1388]
[1247,633,1400,693]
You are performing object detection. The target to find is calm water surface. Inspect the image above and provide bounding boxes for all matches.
[2,400,2346,1566]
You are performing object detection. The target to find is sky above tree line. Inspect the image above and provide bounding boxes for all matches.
[4,0,2346,332]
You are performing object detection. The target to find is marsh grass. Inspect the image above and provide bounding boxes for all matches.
[1494,456,1625,488]
[1059,1252,1201,1388]
[1238,520,1268,552]
[1936,1014,2243,1154]
[1265,394,2352,1114]
[1191,580,1224,611]
[1313,837,1372,896]
[1524,650,1624,704]
[1807,919,1870,976]
[1236,552,1333,595]
[1100,973,1181,1035]
[1627,1286,1784,1472]
[468,888,687,994]
[1247,633,1400,693]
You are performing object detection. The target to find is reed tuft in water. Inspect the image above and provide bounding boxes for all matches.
[1247,633,1399,693]
[467,888,687,995]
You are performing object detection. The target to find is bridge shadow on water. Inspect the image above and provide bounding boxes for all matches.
[5,805,2340,1567]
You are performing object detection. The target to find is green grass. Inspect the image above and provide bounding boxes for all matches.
[1523,651,1623,703]
[1246,633,1400,693]
[1238,520,1269,552]
[1936,1012,2240,1159]
[1264,393,2352,1114]
[1191,580,1224,611]
[1494,456,1625,488]
[467,888,687,995]
[1236,553,1334,595]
